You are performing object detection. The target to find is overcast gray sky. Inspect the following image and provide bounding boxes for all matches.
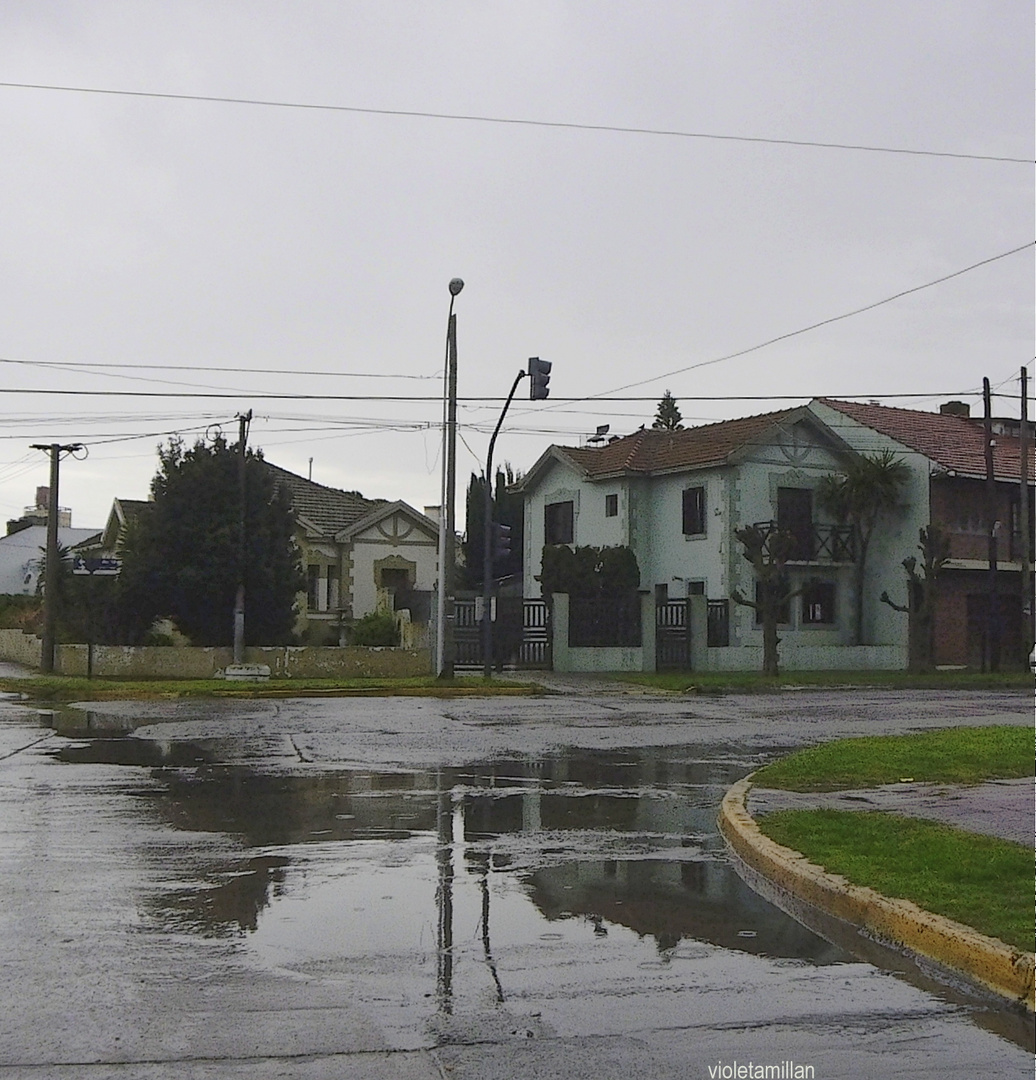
[1,1,1032,532]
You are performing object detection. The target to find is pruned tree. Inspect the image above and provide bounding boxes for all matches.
[817,449,909,644]
[652,390,684,431]
[731,523,799,677]
[880,525,950,672]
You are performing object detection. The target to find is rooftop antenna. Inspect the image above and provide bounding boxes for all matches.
[308,457,313,481]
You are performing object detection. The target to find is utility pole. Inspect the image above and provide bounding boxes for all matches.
[1020,367,1033,652]
[233,410,252,666]
[982,378,1000,672]
[30,442,83,673]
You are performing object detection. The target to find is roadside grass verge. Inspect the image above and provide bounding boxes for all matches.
[616,670,1035,693]
[756,809,1034,952]
[0,674,542,702]
[751,726,1034,791]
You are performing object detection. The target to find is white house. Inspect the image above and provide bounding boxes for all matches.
[86,467,441,646]
[518,403,916,670]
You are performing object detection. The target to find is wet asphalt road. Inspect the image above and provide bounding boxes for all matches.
[0,687,1032,1079]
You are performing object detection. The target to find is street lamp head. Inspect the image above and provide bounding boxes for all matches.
[448,278,465,296]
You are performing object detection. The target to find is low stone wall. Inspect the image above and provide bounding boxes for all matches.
[0,629,42,668]
[0,631,431,679]
[706,643,908,671]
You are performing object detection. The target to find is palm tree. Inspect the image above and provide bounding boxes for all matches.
[818,449,909,644]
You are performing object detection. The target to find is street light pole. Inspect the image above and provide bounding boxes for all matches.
[436,278,464,678]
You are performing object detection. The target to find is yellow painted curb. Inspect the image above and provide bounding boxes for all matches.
[719,775,1035,1013]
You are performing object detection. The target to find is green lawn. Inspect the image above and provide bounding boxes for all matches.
[757,809,1034,951]
[0,674,542,701]
[751,726,1034,791]
[617,669,1035,693]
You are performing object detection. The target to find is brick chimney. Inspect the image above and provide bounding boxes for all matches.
[939,401,970,418]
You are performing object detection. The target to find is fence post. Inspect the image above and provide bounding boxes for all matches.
[551,594,570,672]
[639,592,656,671]
[688,594,708,671]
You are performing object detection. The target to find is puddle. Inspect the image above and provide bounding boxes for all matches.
[56,742,849,978]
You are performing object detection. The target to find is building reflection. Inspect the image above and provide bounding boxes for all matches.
[122,746,838,963]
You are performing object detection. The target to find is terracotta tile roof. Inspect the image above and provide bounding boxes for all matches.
[556,409,798,477]
[265,463,382,535]
[818,399,1033,482]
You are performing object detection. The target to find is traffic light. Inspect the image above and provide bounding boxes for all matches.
[492,522,512,562]
[528,356,551,400]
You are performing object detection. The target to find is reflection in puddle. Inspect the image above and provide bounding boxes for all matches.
[53,744,845,980]
[47,732,851,1020]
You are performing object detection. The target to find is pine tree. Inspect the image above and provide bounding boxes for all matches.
[652,390,683,430]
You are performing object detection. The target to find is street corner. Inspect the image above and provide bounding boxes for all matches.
[717,776,1036,1014]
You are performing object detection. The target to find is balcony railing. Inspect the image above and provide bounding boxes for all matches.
[751,520,856,563]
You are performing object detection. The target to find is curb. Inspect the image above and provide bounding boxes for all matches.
[718,775,1035,1013]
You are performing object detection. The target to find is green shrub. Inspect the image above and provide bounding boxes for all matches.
[348,611,400,647]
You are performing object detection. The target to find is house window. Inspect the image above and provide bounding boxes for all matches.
[307,564,322,611]
[545,500,574,544]
[682,486,706,535]
[605,493,618,517]
[686,580,706,596]
[802,580,836,624]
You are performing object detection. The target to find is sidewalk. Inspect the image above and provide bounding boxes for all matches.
[748,776,1034,847]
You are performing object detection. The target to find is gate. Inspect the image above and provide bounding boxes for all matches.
[656,600,690,670]
[451,597,552,669]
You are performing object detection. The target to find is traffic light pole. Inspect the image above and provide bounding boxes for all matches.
[482,369,527,678]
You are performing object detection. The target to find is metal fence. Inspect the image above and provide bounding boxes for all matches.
[569,596,641,648]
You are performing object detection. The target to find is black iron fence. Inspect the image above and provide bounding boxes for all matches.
[569,596,641,648]
[453,597,551,668]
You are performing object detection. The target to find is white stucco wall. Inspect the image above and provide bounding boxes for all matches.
[523,413,917,667]
[807,401,931,646]
[347,511,439,618]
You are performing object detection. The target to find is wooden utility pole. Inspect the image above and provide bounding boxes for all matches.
[982,378,1000,672]
[30,442,83,673]
[1020,367,1033,651]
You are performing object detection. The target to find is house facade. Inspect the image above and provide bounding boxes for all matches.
[519,398,1033,671]
[810,399,1033,668]
[86,467,440,646]
[235,466,440,644]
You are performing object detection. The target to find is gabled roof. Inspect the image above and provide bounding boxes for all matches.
[526,408,801,484]
[818,399,1033,482]
[335,500,439,544]
[99,497,150,550]
[265,463,383,537]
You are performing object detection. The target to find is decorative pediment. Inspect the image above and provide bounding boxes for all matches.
[335,500,439,546]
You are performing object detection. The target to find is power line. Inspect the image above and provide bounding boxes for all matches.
[568,241,1036,403]
[0,356,438,380]
[1,81,1030,165]
[0,388,989,402]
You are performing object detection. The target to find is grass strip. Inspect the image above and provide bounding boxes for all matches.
[0,674,542,702]
[757,809,1034,952]
[751,726,1034,792]
[617,670,1035,692]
